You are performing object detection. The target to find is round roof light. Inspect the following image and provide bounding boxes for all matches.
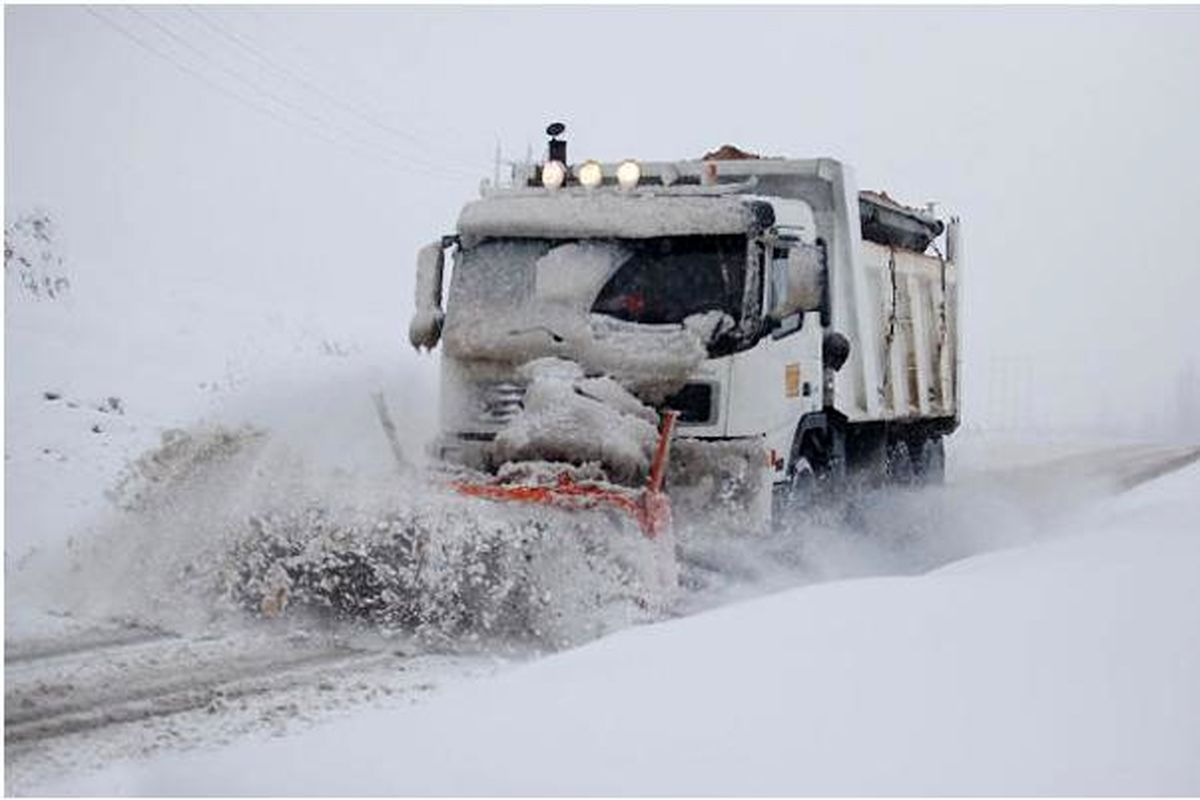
[578,160,603,189]
[541,160,567,190]
[616,160,641,190]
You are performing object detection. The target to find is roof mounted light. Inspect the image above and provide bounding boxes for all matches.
[616,160,641,190]
[541,160,566,190]
[578,160,603,189]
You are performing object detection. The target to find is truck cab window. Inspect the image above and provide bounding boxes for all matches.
[768,240,803,338]
[591,234,747,326]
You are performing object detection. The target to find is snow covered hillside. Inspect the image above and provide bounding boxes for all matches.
[43,461,1200,796]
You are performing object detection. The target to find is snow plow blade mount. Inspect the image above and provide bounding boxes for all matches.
[450,411,679,539]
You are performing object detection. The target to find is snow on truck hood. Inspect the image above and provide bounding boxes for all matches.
[457,193,774,241]
[443,307,731,402]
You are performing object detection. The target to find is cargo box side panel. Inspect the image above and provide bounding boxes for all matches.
[893,248,949,419]
[942,261,960,419]
[846,243,959,423]
[838,241,890,422]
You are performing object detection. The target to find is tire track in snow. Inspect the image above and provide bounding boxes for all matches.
[5,642,388,753]
[4,631,397,751]
[4,624,175,665]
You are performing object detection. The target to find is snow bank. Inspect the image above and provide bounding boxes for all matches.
[46,463,1200,795]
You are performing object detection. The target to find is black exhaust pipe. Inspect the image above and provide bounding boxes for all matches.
[547,121,566,164]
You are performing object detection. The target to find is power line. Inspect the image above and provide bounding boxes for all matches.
[124,6,473,179]
[182,5,478,172]
[85,6,472,182]
[233,5,485,166]
[86,6,451,180]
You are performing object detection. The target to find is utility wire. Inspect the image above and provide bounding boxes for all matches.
[87,6,449,180]
[233,4,485,167]
[124,5,473,178]
[87,6,470,181]
[182,5,479,173]
[84,9,330,153]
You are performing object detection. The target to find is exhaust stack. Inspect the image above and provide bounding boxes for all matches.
[546,121,567,164]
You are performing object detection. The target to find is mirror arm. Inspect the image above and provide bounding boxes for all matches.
[409,239,450,351]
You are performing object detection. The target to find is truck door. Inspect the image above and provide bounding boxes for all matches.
[724,237,825,462]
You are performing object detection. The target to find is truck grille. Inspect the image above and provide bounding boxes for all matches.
[478,381,525,425]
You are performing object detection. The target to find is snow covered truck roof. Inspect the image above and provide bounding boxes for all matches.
[461,155,945,254]
[457,193,775,242]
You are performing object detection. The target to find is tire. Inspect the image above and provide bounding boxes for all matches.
[914,436,945,485]
[789,454,817,502]
[885,439,915,485]
[773,454,817,524]
[777,425,848,522]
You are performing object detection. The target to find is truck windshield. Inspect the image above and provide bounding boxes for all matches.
[446,234,747,330]
[590,235,746,325]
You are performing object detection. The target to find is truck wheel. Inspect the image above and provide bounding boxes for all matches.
[780,455,817,518]
[819,431,847,490]
[774,425,848,528]
[915,437,945,484]
[885,440,915,485]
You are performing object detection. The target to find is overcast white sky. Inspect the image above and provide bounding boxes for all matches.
[6,5,1200,435]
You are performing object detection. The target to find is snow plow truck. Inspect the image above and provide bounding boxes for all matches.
[230,127,962,637]
[409,126,962,538]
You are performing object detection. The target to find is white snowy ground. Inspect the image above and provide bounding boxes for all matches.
[35,459,1200,796]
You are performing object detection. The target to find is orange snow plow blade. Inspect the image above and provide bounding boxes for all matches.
[449,411,679,539]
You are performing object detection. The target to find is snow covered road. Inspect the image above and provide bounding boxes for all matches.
[4,622,503,794]
[8,440,1199,795]
[32,454,1200,797]
[7,629,381,748]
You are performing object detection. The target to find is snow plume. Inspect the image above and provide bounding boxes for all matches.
[50,367,676,649]
[673,485,1032,612]
[671,435,1169,613]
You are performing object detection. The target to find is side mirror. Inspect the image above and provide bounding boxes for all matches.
[822,331,851,372]
[767,241,825,322]
[408,240,447,350]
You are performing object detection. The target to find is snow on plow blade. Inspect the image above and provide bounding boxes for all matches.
[449,411,679,539]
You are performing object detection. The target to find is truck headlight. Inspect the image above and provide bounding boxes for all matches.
[578,160,603,189]
[541,160,566,190]
[616,160,641,190]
